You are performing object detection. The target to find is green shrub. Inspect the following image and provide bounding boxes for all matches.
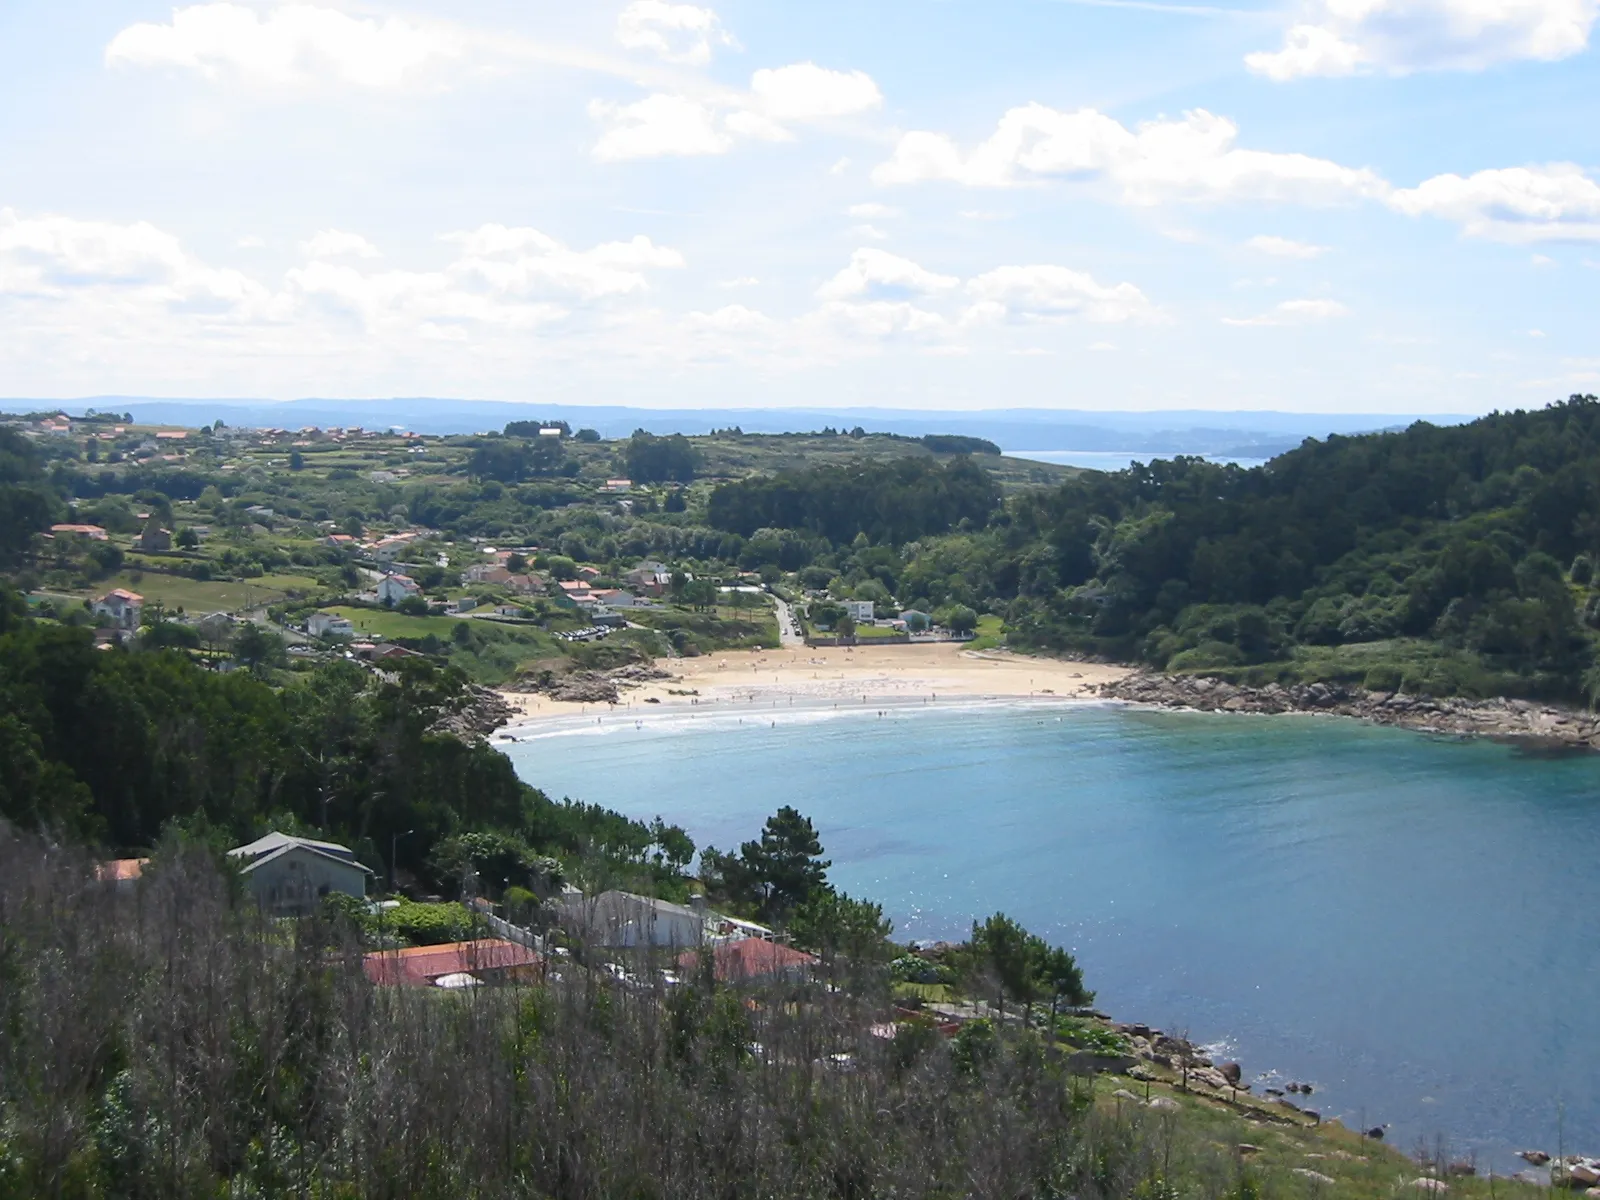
[1362,664,1404,692]
[385,900,481,946]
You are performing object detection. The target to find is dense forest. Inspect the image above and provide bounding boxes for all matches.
[0,585,690,885]
[709,396,1600,702]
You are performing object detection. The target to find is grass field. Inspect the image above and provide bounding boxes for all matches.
[968,614,1006,651]
[91,572,324,614]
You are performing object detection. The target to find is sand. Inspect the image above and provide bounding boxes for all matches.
[495,644,1133,728]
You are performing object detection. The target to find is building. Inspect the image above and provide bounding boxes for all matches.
[307,612,356,639]
[137,526,172,552]
[93,858,149,893]
[899,609,931,632]
[576,566,602,582]
[227,832,372,915]
[50,523,108,541]
[463,563,512,585]
[842,599,876,623]
[590,588,645,609]
[92,588,143,630]
[322,533,357,549]
[377,574,421,606]
[368,534,417,563]
[678,939,818,983]
[601,479,632,493]
[363,940,542,988]
[557,890,707,949]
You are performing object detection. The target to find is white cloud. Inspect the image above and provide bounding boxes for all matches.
[848,203,901,219]
[812,301,948,338]
[0,209,684,358]
[816,249,959,301]
[105,3,459,89]
[965,265,1156,323]
[615,1,736,66]
[590,94,730,160]
[0,208,274,317]
[589,62,882,160]
[748,63,882,122]
[1088,341,1117,351]
[1531,253,1555,265]
[236,234,265,249]
[302,229,380,259]
[1388,164,1600,241]
[1245,0,1596,79]
[872,103,1389,206]
[1247,234,1329,258]
[685,304,771,332]
[1223,298,1350,325]
[850,224,889,240]
[1528,328,1547,337]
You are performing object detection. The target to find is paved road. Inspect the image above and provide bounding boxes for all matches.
[771,594,805,647]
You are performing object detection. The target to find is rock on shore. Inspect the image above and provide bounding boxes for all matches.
[1097,673,1600,751]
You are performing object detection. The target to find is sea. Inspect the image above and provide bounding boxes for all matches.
[501,700,1600,1169]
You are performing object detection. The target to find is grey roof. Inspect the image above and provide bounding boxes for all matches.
[229,831,359,862]
[234,841,374,877]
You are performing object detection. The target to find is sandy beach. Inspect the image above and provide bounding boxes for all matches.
[495,644,1133,728]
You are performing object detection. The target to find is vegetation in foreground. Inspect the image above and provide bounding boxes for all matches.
[0,831,1540,1200]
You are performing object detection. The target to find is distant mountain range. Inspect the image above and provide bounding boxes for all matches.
[0,396,1473,459]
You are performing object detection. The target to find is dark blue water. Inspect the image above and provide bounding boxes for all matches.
[502,701,1600,1167]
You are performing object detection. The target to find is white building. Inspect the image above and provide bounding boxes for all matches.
[842,599,876,623]
[556,890,706,949]
[307,612,356,639]
[228,832,372,915]
[92,588,143,630]
[377,575,421,606]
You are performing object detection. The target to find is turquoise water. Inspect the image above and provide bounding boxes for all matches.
[502,701,1600,1167]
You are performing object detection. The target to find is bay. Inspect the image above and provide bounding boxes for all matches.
[501,701,1600,1168]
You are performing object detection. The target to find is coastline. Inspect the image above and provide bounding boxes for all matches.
[1096,672,1600,752]
[494,644,1134,730]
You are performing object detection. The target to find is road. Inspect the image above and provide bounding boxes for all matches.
[771,594,805,647]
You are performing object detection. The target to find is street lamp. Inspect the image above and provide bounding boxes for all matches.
[390,828,416,896]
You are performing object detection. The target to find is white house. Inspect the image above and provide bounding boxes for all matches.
[228,832,372,915]
[92,588,143,630]
[842,599,876,623]
[556,890,706,949]
[307,612,356,639]
[377,575,421,606]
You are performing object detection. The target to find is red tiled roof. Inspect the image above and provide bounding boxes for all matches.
[363,939,542,987]
[677,939,818,982]
[94,858,149,883]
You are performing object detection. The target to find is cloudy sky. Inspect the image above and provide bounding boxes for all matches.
[0,0,1596,412]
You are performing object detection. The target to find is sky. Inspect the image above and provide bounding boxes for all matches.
[0,0,1596,414]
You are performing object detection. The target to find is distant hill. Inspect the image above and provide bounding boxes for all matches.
[0,396,1469,459]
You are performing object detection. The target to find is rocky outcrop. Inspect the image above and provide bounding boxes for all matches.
[1098,673,1600,752]
[430,685,516,741]
[511,663,674,706]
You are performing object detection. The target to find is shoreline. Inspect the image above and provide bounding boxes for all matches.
[493,644,1134,731]
[1097,672,1600,753]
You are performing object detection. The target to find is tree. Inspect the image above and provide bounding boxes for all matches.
[1034,941,1092,1022]
[288,451,305,471]
[713,806,832,925]
[176,527,200,550]
[575,427,602,443]
[944,605,978,636]
[972,913,1037,1023]
[790,890,892,971]
[396,595,429,616]
[232,623,285,673]
[624,431,699,484]
[506,553,527,573]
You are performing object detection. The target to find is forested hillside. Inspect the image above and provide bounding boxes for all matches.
[711,396,1600,702]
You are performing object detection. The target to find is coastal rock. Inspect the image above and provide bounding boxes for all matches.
[1410,1179,1448,1193]
[1111,1089,1143,1104]
[1367,1128,1386,1141]
[1293,1169,1336,1185]
[1518,1150,1550,1166]
[1219,1061,1243,1085]
[1189,1067,1231,1091]
[1237,1144,1262,1156]
[1146,1097,1180,1112]
[1569,1163,1600,1186]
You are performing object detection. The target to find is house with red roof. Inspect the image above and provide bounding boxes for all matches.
[678,939,818,983]
[92,588,143,630]
[363,939,543,988]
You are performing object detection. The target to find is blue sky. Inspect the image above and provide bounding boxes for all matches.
[0,0,1596,413]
